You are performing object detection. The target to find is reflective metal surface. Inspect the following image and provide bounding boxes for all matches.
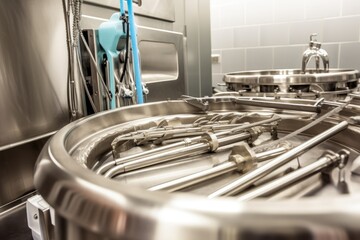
[0,202,32,240]
[302,33,329,73]
[0,0,69,206]
[84,0,176,22]
[137,26,185,101]
[223,69,359,100]
[185,0,213,97]
[237,149,349,201]
[0,138,50,206]
[26,195,54,240]
[208,122,348,198]
[0,1,212,237]
[0,1,69,147]
[139,41,178,83]
[35,97,360,239]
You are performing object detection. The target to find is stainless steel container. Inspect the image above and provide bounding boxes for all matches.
[35,97,360,239]
[222,69,360,100]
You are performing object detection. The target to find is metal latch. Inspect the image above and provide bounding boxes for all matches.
[26,195,54,240]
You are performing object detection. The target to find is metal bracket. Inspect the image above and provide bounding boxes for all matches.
[245,126,263,144]
[26,195,55,240]
[182,95,209,112]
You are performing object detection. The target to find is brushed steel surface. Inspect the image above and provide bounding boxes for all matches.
[0,203,32,240]
[147,147,287,193]
[208,121,348,198]
[224,69,359,84]
[84,0,175,22]
[34,98,360,239]
[237,150,348,201]
[0,0,69,147]
[0,138,49,206]
[223,68,359,100]
[137,26,186,101]
[185,0,213,97]
[139,41,178,83]
[0,0,69,207]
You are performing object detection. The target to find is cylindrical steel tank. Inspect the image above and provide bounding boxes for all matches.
[35,97,360,240]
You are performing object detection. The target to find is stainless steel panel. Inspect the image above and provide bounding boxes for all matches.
[0,203,32,240]
[0,0,69,206]
[84,0,175,22]
[185,0,213,97]
[0,137,50,206]
[137,26,185,101]
[198,0,213,97]
[139,41,178,83]
[0,1,69,147]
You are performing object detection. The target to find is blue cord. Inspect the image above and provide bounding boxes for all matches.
[119,0,125,15]
[126,0,144,104]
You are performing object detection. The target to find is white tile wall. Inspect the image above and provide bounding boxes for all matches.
[246,47,273,70]
[260,23,290,46]
[273,46,305,69]
[210,6,221,29]
[340,42,360,69]
[323,17,360,42]
[211,28,234,49]
[211,0,360,87]
[222,49,246,73]
[234,26,260,47]
[274,0,305,23]
[289,21,324,44]
[305,0,341,19]
[219,2,245,27]
[342,0,360,16]
[245,0,274,25]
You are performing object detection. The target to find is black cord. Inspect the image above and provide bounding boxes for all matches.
[120,17,130,83]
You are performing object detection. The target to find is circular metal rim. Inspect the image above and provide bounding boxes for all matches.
[223,68,360,85]
[34,99,360,239]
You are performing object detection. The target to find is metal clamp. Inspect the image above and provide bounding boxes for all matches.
[228,143,257,173]
[246,126,262,144]
[142,82,149,95]
[202,132,219,152]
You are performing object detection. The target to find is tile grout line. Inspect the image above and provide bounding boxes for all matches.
[211,14,360,31]
[210,0,360,72]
